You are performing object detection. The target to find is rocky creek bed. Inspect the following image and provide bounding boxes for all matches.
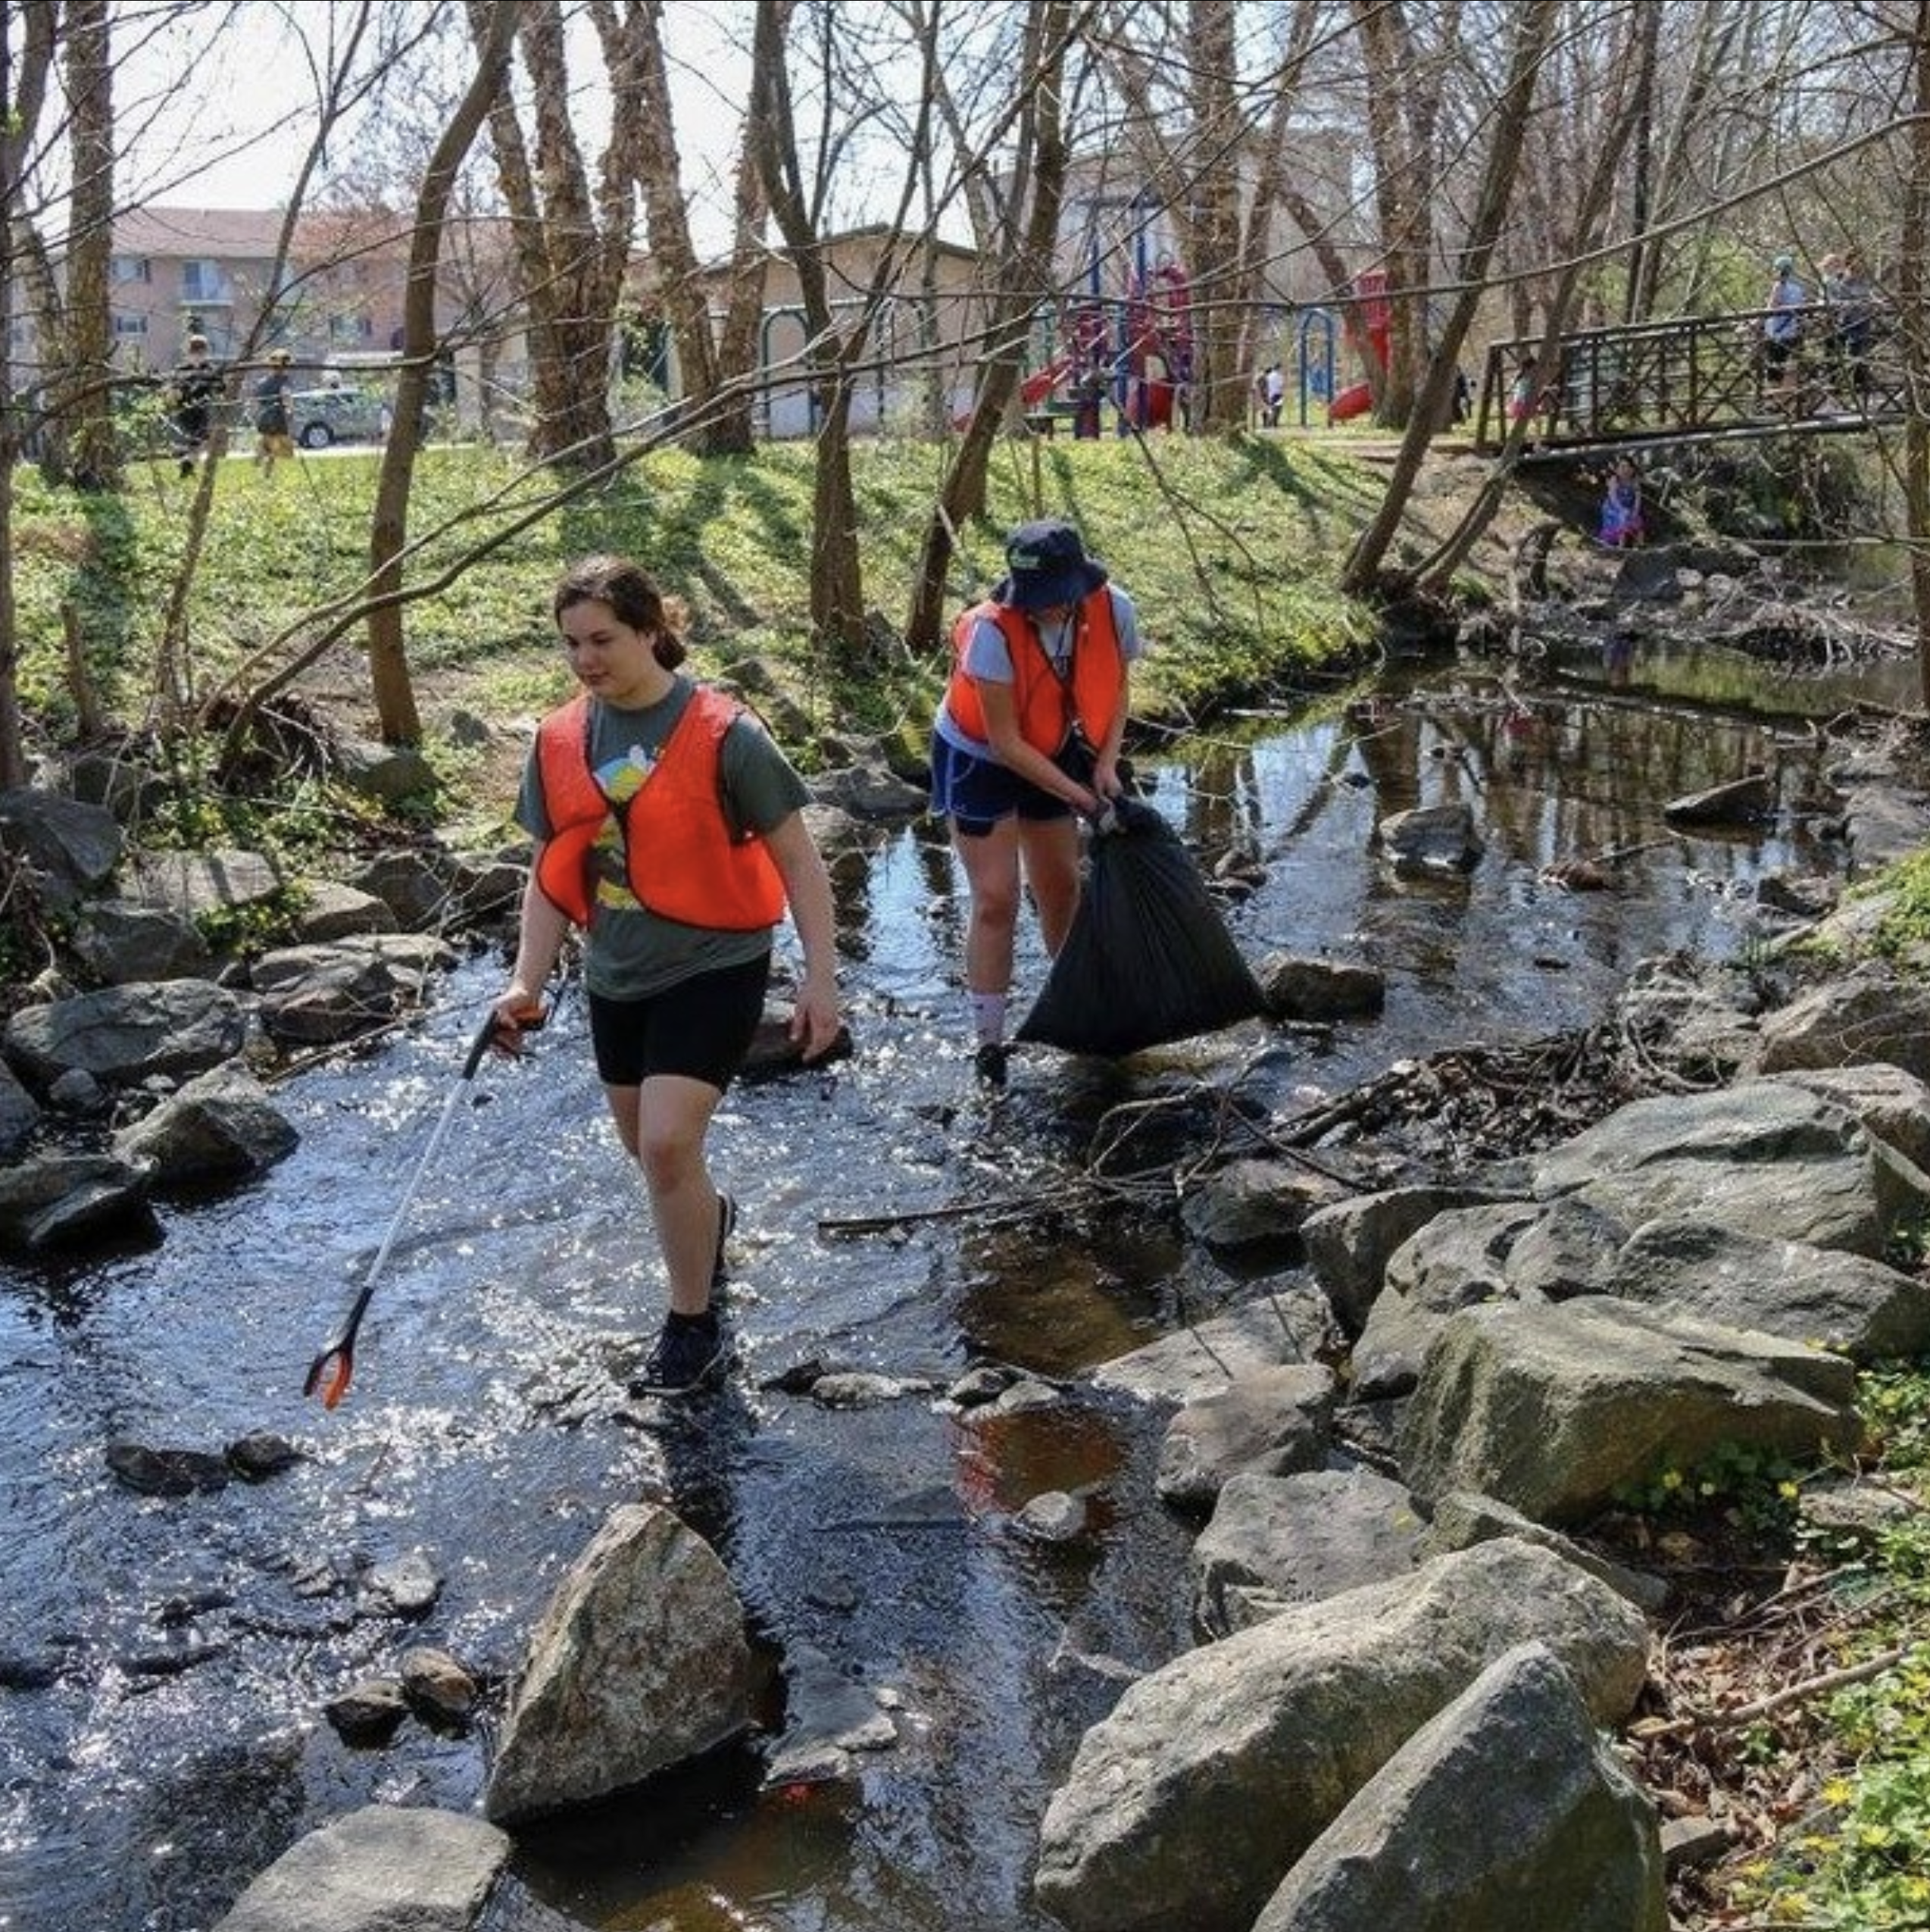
[5,540,1930,1930]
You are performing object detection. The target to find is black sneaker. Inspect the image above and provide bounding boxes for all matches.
[630,1312,732,1397]
[712,1192,738,1293]
[974,1042,1010,1089]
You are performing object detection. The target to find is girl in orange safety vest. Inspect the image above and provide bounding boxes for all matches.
[493,555,842,1396]
[929,518,1142,1088]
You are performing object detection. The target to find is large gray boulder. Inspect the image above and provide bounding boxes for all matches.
[1155,1362,1337,1512]
[3,980,251,1089]
[1608,1218,1930,1363]
[484,1502,751,1825]
[0,1058,38,1158]
[130,846,284,921]
[1758,1063,1930,1176]
[1191,1467,1429,1638]
[1301,1183,1517,1337]
[0,1150,156,1255]
[1398,1298,1861,1524]
[1092,1293,1331,1405]
[1179,1158,1346,1248]
[209,1804,507,1932]
[1754,968,1930,1086]
[112,1064,300,1185]
[0,787,122,908]
[1530,1082,1930,1261]
[1032,1539,1650,1932]
[248,936,455,1046]
[67,898,214,984]
[1251,1643,1666,1932]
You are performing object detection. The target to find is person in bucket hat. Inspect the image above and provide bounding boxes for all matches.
[929,518,1145,1087]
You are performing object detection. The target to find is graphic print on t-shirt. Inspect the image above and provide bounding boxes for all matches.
[589,743,656,909]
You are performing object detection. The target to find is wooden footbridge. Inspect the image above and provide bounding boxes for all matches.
[1472,305,1907,462]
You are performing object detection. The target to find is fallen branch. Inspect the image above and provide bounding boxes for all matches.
[1634,1641,1915,1741]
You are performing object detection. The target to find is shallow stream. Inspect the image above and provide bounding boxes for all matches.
[0,633,1912,1932]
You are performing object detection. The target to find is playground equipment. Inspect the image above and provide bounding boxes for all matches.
[1323,269,1390,426]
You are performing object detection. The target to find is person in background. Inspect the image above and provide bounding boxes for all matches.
[1824,248,1876,405]
[167,333,222,479]
[929,519,1141,1088]
[1259,362,1285,428]
[493,555,842,1396]
[1763,252,1807,411]
[1597,455,1644,548]
[252,347,295,477]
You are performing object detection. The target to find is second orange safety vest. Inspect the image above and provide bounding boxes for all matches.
[942,587,1125,757]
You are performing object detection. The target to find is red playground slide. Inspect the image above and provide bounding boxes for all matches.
[1328,380,1373,424]
[1022,355,1075,408]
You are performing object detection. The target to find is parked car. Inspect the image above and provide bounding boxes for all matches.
[286,386,389,449]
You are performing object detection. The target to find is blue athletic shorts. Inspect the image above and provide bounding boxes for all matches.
[587,954,771,1089]
[929,733,1087,839]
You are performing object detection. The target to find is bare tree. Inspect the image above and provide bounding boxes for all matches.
[0,6,58,788]
[62,0,118,489]
[362,0,517,744]
[472,0,632,469]
[597,0,777,457]
[905,0,1076,649]
[1341,0,1566,592]
[1348,0,1462,424]
[751,0,940,661]
[1900,0,1930,704]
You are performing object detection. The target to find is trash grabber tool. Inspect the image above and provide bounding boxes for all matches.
[302,1005,532,1409]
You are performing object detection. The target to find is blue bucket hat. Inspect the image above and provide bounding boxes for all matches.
[993,519,1108,611]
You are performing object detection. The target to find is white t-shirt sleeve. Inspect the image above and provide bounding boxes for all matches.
[960,614,1017,683]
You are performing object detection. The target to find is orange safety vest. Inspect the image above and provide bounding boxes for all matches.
[943,588,1126,757]
[531,686,786,931]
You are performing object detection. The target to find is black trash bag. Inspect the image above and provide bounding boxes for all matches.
[1017,796,1269,1057]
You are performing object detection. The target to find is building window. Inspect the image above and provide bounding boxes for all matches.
[180,260,230,305]
[111,255,151,285]
[112,313,148,338]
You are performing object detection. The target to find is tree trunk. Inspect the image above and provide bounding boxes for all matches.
[63,0,118,492]
[364,0,517,744]
[606,0,724,430]
[904,0,1072,652]
[476,0,623,470]
[1341,0,1562,596]
[1408,5,1646,598]
[1905,0,1930,710]
[751,0,935,662]
[704,2,790,458]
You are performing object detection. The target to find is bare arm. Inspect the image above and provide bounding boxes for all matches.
[1091,661,1132,799]
[761,810,843,1061]
[493,853,570,1048]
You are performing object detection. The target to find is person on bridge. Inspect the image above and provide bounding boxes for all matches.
[1763,253,1807,411]
[929,519,1142,1089]
[1822,249,1876,404]
[1598,457,1644,548]
[493,555,843,1396]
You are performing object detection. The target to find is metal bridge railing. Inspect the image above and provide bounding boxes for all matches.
[1474,306,1907,457]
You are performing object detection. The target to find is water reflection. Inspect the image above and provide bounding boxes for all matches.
[0,641,1880,1932]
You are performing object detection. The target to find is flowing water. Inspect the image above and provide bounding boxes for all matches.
[0,635,1910,1932]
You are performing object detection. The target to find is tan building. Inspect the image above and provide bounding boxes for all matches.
[692,227,995,439]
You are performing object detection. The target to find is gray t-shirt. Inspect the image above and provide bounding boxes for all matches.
[516,676,810,999]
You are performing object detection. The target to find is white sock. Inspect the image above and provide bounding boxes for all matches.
[970,991,1007,1047]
